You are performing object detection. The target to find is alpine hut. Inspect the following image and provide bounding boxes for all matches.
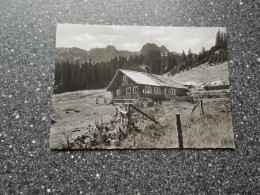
[106,69,188,101]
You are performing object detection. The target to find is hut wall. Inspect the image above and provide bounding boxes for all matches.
[175,88,188,96]
[113,84,141,99]
[138,85,164,99]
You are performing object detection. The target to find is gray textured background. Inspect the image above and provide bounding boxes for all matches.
[0,0,259,194]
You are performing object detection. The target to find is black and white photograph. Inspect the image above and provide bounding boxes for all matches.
[50,24,235,149]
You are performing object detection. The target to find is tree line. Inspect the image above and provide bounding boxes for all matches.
[54,30,227,94]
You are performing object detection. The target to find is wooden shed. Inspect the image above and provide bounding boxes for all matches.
[106,69,188,101]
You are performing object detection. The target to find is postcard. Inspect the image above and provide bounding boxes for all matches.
[49,24,234,149]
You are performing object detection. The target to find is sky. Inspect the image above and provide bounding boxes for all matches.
[56,24,226,54]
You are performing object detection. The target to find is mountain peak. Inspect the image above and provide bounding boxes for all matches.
[105,45,117,50]
[159,45,168,52]
[141,43,169,54]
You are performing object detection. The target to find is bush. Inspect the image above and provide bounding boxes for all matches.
[146,98,154,107]
[133,101,143,108]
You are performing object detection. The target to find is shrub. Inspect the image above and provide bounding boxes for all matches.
[146,98,154,107]
[133,101,143,108]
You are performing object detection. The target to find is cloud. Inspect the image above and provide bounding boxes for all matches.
[205,39,215,47]
[150,28,166,35]
[110,25,127,31]
[89,42,106,48]
[141,28,166,36]
[120,42,140,51]
[70,34,98,42]
[100,35,123,45]
[100,35,123,39]
[182,38,202,47]
[155,37,170,45]
[141,28,166,42]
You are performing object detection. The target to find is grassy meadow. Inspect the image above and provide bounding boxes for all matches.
[138,98,234,148]
[49,90,234,149]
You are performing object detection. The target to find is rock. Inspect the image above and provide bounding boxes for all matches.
[73,128,80,132]
[65,108,75,113]
[51,119,57,124]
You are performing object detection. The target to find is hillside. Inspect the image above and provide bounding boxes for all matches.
[169,61,229,85]
[87,46,138,63]
[55,47,89,63]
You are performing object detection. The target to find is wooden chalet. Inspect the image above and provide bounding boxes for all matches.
[106,69,188,101]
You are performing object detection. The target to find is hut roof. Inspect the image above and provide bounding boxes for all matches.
[107,69,187,90]
[120,69,160,86]
[146,74,187,88]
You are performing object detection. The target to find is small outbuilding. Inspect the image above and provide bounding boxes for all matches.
[204,81,229,90]
[106,69,188,101]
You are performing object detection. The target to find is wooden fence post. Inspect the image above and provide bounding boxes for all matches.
[201,99,204,115]
[116,107,118,116]
[127,104,131,128]
[128,104,131,120]
[67,135,70,149]
[176,113,183,149]
[191,99,204,115]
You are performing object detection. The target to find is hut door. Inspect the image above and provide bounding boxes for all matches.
[164,88,167,98]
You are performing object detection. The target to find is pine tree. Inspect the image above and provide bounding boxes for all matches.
[182,50,187,62]
[215,29,221,49]
[188,49,192,59]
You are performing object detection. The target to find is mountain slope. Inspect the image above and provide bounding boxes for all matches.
[169,61,229,84]
[87,46,138,62]
[56,46,138,63]
[56,47,89,63]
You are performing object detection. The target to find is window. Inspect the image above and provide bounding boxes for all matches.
[116,89,121,96]
[169,89,176,95]
[133,86,138,94]
[154,87,161,94]
[123,75,127,83]
[126,87,131,95]
[145,86,152,94]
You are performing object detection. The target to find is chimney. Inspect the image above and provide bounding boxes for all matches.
[144,66,149,73]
